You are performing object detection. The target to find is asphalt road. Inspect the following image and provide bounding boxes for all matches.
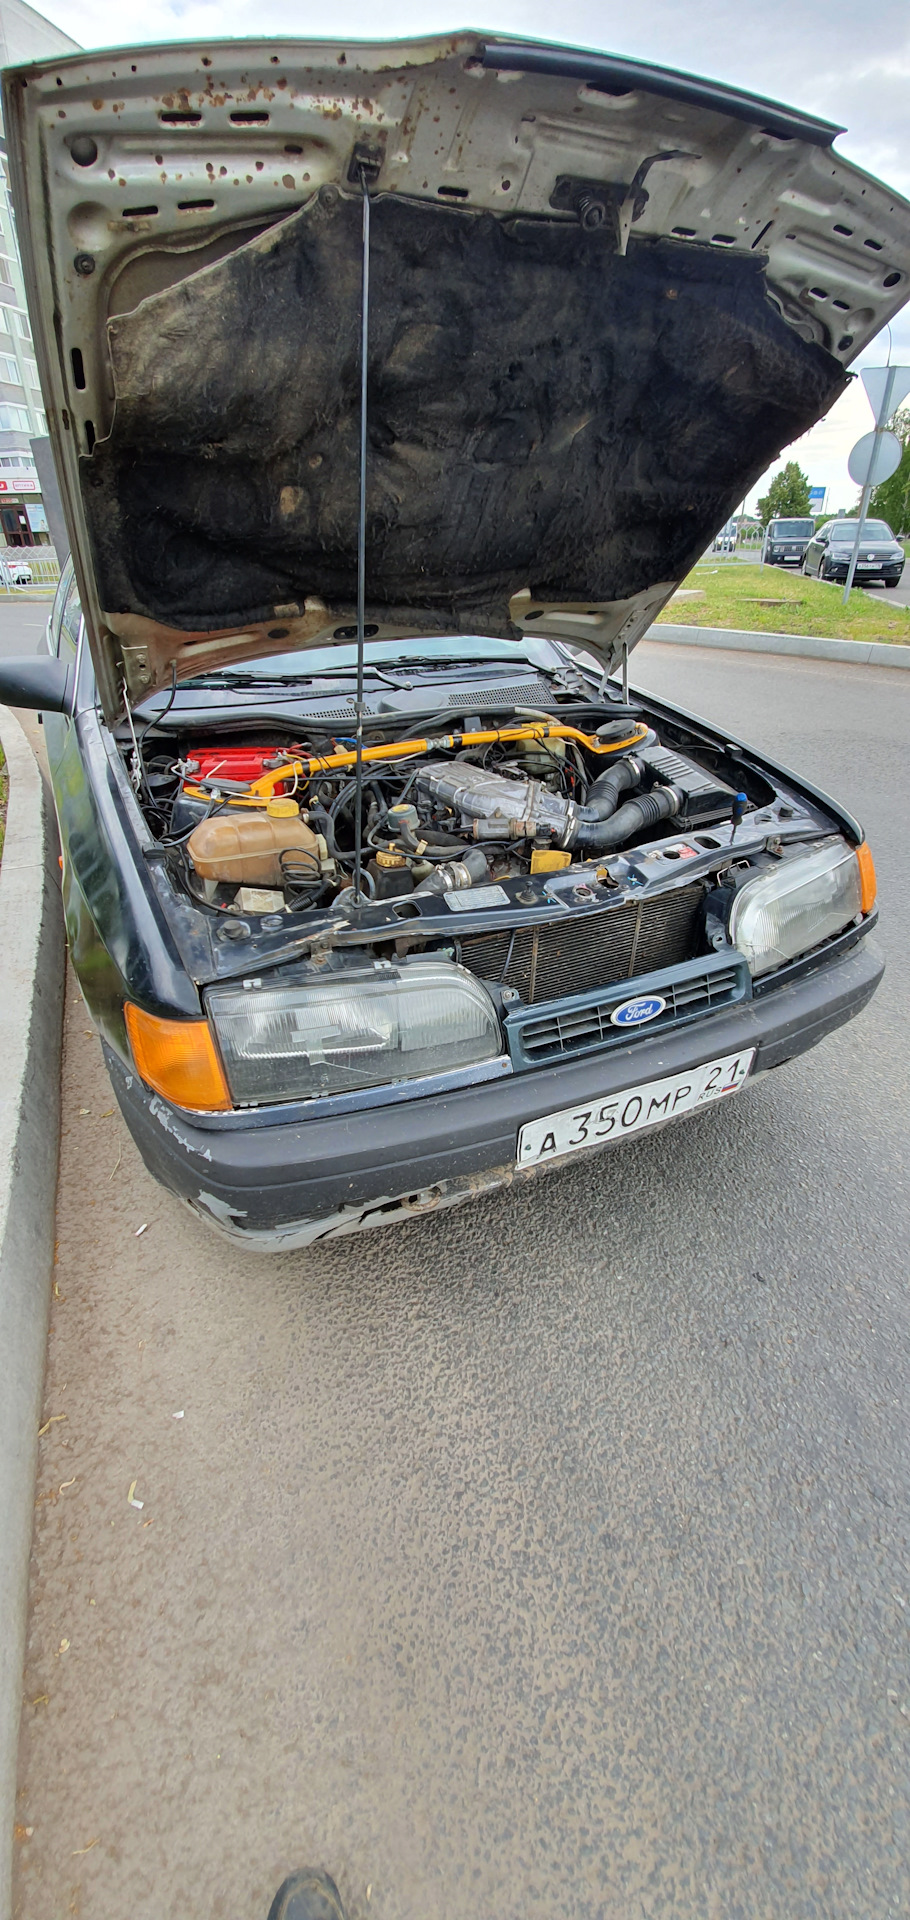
[0,598,51,657]
[11,640,910,1920]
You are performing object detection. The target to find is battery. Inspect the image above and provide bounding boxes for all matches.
[184,746,297,787]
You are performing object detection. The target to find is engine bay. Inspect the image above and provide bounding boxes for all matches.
[118,678,847,1007]
[132,702,768,920]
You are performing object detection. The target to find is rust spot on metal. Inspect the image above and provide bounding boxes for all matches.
[282,174,295,189]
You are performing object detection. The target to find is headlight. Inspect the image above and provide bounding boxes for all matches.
[729,838,864,977]
[207,960,502,1104]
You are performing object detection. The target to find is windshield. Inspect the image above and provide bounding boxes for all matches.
[828,520,894,542]
[770,520,814,538]
[180,633,564,684]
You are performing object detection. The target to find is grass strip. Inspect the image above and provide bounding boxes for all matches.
[656,562,910,644]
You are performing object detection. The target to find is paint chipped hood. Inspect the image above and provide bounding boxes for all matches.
[4,32,910,722]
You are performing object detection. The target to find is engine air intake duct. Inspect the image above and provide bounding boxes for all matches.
[634,743,739,823]
[574,754,644,824]
[573,785,682,849]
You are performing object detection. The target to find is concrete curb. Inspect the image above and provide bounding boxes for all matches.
[0,708,64,1920]
[649,622,910,669]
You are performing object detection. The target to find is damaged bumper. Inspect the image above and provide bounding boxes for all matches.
[103,934,882,1251]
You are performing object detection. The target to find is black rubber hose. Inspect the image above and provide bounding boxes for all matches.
[306,803,337,858]
[399,819,466,851]
[574,754,643,824]
[573,786,681,850]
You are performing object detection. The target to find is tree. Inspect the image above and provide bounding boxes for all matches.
[868,407,910,534]
[756,461,812,527]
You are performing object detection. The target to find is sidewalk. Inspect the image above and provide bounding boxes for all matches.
[0,708,63,1920]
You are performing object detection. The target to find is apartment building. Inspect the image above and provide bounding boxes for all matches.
[0,0,78,545]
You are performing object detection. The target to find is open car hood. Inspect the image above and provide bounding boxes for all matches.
[5,33,910,722]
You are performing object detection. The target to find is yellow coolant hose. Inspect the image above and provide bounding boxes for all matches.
[182,721,650,808]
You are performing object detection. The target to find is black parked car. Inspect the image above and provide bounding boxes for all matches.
[1,33,906,1249]
[802,518,905,586]
[761,517,815,566]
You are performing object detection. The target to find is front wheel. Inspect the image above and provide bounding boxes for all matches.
[885,578,899,589]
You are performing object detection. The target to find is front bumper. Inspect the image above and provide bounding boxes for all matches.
[105,934,882,1250]
[822,562,904,581]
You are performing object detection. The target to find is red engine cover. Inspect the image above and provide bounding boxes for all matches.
[184,746,297,789]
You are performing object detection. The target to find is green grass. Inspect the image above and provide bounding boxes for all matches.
[656,562,910,644]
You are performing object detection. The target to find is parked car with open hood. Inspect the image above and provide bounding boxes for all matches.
[802,518,905,587]
[0,34,905,1248]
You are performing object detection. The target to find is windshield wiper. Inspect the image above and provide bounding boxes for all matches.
[180,666,416,695]
[179,657,542,693]
[366,655,565,679]
[180,671,316,690]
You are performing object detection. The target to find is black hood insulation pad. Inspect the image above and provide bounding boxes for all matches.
[82,192,847,635]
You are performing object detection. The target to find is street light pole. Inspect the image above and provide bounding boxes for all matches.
[843,366,897,607]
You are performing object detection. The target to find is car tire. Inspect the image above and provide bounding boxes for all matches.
[885,578,899,589]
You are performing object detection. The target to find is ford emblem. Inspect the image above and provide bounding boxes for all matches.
[610,994,667,1028]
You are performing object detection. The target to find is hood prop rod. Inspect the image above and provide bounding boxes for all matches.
[352,165,372,906]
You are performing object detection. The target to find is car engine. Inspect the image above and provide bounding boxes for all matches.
[136,712,750,920]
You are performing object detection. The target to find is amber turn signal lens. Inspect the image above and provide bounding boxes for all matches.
[855,842,877,915]
[124,1003,231,1111]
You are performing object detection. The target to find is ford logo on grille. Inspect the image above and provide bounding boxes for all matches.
[610,994,667,1028]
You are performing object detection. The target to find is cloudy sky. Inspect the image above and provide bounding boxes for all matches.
[33,0,910,512]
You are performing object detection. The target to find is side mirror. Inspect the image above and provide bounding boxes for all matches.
[0,655,72,713]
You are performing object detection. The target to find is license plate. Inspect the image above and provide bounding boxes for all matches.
[857,562,878,569]
[516,1050,755,1168]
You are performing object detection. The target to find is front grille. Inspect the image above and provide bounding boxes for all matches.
[507,956,749,1069]
[458,883,705,1004]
